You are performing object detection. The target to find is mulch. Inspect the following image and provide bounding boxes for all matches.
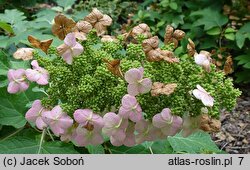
[212,85,250,154]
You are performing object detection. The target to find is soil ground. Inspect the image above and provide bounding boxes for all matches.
[212,85,250,154]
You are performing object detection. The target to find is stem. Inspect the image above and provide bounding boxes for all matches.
[0,127,24,142]
[104,143,112,154]
[47,128,54,141]
[37,129,46,154]
[149,146,154,154]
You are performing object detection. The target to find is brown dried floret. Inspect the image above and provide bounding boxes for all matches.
[187,38,196,56]
[75,21,92,33]
[130,23,152,39]
[84,8,112,36]
[173,30,185,40]
[223,56,233,75]
[52,14,76,40]
[151,82,177,96]
[142,36,159,53]
[146,48,162,62]
[164,25,185,48]
[160,50,179,63]
[13,48,34,61]
[73,21,93,41]
[101,35,117,42]
[164,25,174,42]
[200,114,221,132]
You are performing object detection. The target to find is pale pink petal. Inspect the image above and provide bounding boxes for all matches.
[41,111,53,124]
[152,113,166,128]
[201,95,214,107]
[196,85,207,93]
[118,106,130,118]
[127,84,139,96]
[13,69,26,79]
[121,94,137,108]
[62,50,73,64]
[123,123,136,147]
[111,129,126,140]
[160,108,172,121]
[50,123,65,136]
[18,82,29,92]
[194,54,207,65]
[25,69,40,82]
[25,101,43,122]
[51,105,63,118]
[192,89,203,100]
[110,136,123,146]
[73,109,92,124]
[36,74,49,85]
[7,69,15,81]
[91,132,104,145]
[128,106,143,122]
[57,115,73,129]
[138,78,152,94]
[31,60,40,69]
[72,42,83,56]
[103,112,120,127]
[7,82,20,94]
[91,114,104,130]
[125,68,143,84]
[64,33,76,47]
[135,119,148,133]
[35,117,47,130]
[169,116,183,135]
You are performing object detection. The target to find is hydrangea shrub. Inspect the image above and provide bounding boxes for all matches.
[7,8,241,148]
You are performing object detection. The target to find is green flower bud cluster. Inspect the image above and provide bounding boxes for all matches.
[126,43,145,61]
[37,31,241,120]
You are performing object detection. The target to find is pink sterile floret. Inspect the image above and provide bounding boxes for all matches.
[42,105,73,136]
[73,109,104,130]
[25,60,49,85]
[7,69,29,94]
[124,67,152,96]
[74,125,104,146]
[118,94,143,122]
[25,99,48,130]
[135,119,163,144]
[102,112,128,145]
[110,122,136,147]
[58,33,84,64]
[152,108,183,136]
[192,84,214,107]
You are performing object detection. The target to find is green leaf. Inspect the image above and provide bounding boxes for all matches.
[225,27,236,33]
[168,131,221,153]
[0,136,79,154]
[151,140,173,154]
[235,54,250,65]
[235,22,250,48]
[191,8,228,30]
[0,21,14,34]
[0,86,44,128]
[235,70,250,83]
[109,144,151,154]
[224,33,235,41]
[86,145,105,154]
[55,0,76,9]
[206,27,221,35]
[236,32,246,49]
[0,9,26,25]
[169,2,178,10]
[243,62,250,69]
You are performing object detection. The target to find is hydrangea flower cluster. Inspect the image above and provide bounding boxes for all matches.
[7,8,241,147]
